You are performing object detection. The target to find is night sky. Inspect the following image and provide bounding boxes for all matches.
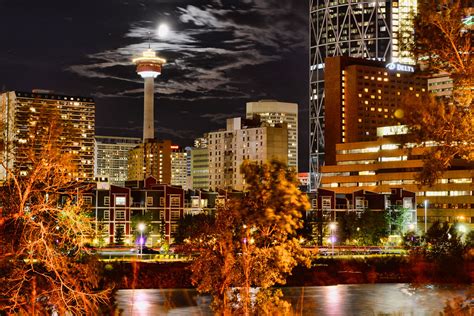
[0,0,309,170]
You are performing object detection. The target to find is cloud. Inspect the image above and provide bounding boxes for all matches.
[200,112,242,124]
[95,123,197,140]
[68,1,306,102]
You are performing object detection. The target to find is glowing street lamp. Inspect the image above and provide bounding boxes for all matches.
[424,200,428,234]
[329,222,337,256]
[138,223,146,255]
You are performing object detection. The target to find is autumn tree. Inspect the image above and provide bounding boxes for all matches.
[174,213,215,244]
[190,160,310,315]
[114,226,125,246]
[398,0,473,185]
[338,210,389,245]
[0,107,109,314]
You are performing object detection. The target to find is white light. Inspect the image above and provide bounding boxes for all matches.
[138,223,146,232]
[157,23,169,38]
[137,71,160,78]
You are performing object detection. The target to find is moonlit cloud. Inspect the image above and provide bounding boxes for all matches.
[67,0,306,102]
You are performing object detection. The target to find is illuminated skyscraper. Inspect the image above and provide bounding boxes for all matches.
[127,139,172,183]
[94,136,141,186]
[309,0,417,191]
[171,145,188,189]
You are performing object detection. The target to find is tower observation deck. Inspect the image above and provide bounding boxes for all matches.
[133,49,166,141]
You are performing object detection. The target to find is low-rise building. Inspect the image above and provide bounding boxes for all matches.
[86,177,184,246]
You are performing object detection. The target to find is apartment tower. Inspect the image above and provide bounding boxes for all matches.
[246,100,298,171]
[0,90,95,181]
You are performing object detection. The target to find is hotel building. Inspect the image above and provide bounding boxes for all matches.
[309,0,418,190]
[324,56,426,165]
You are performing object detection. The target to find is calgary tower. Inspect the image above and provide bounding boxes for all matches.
[132,48,166,141]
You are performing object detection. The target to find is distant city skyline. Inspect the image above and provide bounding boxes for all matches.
[0,0,309,169]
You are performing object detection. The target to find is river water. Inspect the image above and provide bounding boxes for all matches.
[115,283,471,315]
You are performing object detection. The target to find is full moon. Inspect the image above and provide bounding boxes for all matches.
[157,24,169,38]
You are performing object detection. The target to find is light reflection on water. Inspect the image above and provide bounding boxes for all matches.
[115,284,471,316]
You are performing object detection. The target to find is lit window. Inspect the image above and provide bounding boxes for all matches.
[147,196,153,206]
[115,196,126,206]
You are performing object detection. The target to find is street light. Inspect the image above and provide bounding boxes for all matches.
[424,200,428,234]
[138,223,146,255]
[329,222,337,256]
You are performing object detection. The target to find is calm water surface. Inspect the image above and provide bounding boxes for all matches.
[115,284,471,315]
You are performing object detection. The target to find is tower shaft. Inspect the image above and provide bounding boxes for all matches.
[143,77,155,140]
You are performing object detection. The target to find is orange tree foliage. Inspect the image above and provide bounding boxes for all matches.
[190,160,310,315]
[0,108,109,314]
[400,93,473,186]
[399,0,473,186]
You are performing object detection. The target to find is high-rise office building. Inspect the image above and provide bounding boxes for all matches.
[128,139,172,183]
[246,100,298,171]
[190,147,209,190]
[171,146,188,189]
[94,136,141,186]
[309,0,417,191]
[208,117,288,191]
[0,90,95,181]
[323,56,426,164]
